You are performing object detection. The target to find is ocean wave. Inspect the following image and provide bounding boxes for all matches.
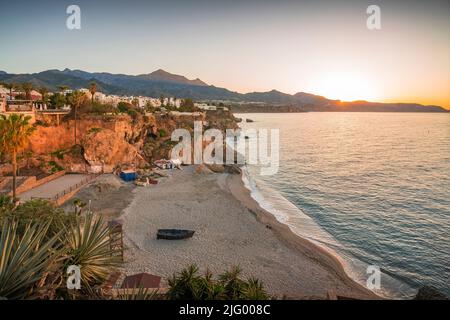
[241,166,416,299]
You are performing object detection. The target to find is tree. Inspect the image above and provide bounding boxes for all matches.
[58,85,69,95]
[0,114,35,200]
[68,90,86,145]
[72,198,87,216]
[89,82,97,103]
[37,87,49,103]
[21,83,33,100]
[180,98,195,112]
[49,93,67,109]
[159,94,165,107]
[2,82,15,98]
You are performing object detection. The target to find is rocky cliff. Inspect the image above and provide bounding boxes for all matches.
[23,110,238,174]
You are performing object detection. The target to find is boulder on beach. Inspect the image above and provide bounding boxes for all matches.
[224,164,242,175]
[206,164,225,173]
[195,164,213,175]
[414,286,448,300]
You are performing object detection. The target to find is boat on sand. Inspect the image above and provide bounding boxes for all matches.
[157,229,195,240]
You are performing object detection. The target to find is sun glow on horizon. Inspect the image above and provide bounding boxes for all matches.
[309,73,380,102]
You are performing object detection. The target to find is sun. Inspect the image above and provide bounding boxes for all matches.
[312,73,379,102]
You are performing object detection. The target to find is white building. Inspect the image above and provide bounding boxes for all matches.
[195,103,216,111]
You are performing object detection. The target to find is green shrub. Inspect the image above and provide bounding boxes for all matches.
[0,199,75,239]
[167,265,269,300]
[158,129,167,138]
[0,200,120,300]
[48,160,64,173]
[88,127,102,134]
[50,150,65,160]
[89,102,116,115]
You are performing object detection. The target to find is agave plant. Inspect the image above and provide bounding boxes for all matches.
[219,266,246,299]
[242,277,269,300]
[63,213,121,292]
[0,219,61,299]
[201,269,225,300]
[167,264,203,300]
[167,265,269,300]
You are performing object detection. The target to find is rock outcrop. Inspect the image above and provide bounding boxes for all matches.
[414,286,448,300]
[82,129,143,172]
[20,109,239,174]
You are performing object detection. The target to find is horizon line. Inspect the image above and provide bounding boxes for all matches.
[1,67,449,110]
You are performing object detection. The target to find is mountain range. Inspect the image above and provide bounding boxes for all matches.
[0,69,447,112]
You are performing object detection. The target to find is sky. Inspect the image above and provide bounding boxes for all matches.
[0,0,449,108]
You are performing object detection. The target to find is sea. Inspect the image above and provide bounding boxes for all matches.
[236,112,450,299]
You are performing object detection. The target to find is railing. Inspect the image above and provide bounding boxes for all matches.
[37,109,71,114]
[5,105,34,112]
[31,174,100,203]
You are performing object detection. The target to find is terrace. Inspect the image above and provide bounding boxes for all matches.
[5,100,34,112]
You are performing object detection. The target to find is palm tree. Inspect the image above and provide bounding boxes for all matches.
[58,85,69,95]
[73,198,86,216]
[0,114,35,199]
[2,82,15,98]
[37,87,49,103]
[68,90,85,145]
[89,82,97,103]
[21,83,33,100]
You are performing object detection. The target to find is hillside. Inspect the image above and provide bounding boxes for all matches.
[0,69,447,112]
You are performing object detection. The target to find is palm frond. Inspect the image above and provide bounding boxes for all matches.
[63,213,120,292]
[0,219,61,299]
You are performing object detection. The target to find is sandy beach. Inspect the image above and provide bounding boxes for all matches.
[117,166,378,299]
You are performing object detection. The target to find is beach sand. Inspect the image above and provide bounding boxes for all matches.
[118,166,378,299]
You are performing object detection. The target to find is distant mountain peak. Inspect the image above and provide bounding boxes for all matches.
[150,68,171,76]
[139,69,207,86]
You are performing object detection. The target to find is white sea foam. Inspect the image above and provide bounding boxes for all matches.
[241,166,416,299]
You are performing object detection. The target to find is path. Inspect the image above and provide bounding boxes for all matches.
[19,174,91,202]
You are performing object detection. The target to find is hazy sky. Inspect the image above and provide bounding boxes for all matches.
[0,0,449,107]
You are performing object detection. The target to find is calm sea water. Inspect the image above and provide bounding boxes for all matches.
[237,112,450,298]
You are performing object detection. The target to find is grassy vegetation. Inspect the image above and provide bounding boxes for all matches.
[167,265,270,300]
[87,127,103,134]
[50,149,65,160]
[158,129,167,138]
[48,160,64,173]
[0,197,120,299]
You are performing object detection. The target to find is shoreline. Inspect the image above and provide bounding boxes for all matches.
[227,170,380,299]
[118,166,380,299]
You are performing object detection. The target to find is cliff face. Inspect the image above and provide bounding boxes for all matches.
[82,129,142,170]
[29,114,150,154]
[28,113,153,173]
[25,110,237,174]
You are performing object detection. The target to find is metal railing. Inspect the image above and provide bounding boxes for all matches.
[37,109,71,114]
[31,174,100,203]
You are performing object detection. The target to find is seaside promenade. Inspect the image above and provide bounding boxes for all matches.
[19,174,91,202]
